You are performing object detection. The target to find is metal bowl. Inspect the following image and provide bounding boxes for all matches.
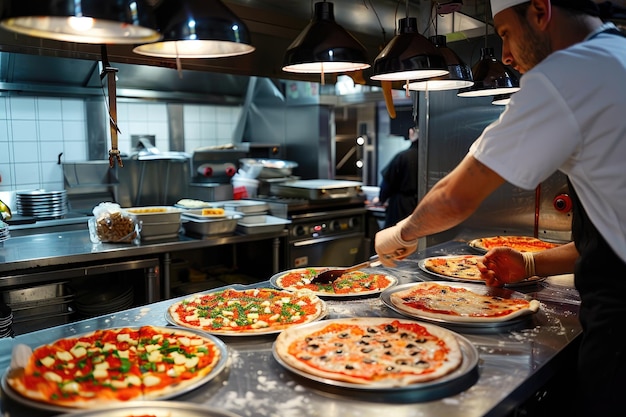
[239,158,298,178]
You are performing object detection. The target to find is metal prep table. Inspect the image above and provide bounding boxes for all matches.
[0,241,582,417]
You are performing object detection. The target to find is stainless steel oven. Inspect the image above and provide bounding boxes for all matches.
[287,207,367,268]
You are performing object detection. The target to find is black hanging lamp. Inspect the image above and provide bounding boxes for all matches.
[370,0,448,82]
[0,0,160,44]
[457,47,520,97]
[133,0,254,58]
[282,1,370,75]
[404,34,473,91]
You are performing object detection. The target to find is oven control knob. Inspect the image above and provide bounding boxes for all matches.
[330,220,341,231]
[293,225,306,237]
[348,217,360,229]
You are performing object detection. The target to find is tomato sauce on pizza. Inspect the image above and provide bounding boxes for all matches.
[7,326,223,408]
[275,268,395,295]
[274,318,463,387]
[469,236,561,253]
[389,282,540,323]
[167,288,325,334]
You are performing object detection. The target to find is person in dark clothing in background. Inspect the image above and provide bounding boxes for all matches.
[378,126,419,228]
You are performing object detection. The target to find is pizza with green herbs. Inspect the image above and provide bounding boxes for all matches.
[6,325,223,408]
[273,267,397,296]
[167,288,326,335]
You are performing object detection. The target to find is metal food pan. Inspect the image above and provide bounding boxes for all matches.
[125,206,183,223]
[2,282,67,304]
[236,215,290,234]
[182,214,241,236]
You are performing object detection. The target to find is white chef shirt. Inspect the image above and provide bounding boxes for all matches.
[469,23,626,262]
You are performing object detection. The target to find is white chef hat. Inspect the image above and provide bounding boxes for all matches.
[490,0,528,17]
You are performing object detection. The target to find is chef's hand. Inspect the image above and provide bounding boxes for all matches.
[477,247,528,287]
[375,218,418,267]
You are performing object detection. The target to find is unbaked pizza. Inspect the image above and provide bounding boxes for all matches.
[273,317,464,388]
[387,282,540,323]
[6,325,226,409]
[421,255,484,281]
[272,267,397,296]
[468,236,561,253]
[167,287,326,335]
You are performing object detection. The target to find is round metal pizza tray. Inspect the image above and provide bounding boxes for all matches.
[418,255,545,287]
[269,267,399,298]
[271,317,479,401]
[380,282,538,329]
[0,326,230,413]
[164,287,329,336]
[53,401,242,416]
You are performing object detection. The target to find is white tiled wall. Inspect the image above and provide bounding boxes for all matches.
[0,96,242,193]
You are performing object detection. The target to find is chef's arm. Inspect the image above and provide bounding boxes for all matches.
[533,242,578,276]
[400,154,505,241]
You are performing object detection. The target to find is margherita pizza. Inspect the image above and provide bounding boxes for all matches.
[167,288,326,335]
[273,317,463,387]
[389,282,540,323]
[273,268,396,296]
[6,325,224,408]
[468,236,561,253]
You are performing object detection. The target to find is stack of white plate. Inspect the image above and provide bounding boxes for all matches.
[0,220,9,246]
[16,189,68,219]
[0,301,13,338]
[74,284,134,318]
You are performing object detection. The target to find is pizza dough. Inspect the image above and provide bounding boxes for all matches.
[274,317,463,387]
[389,282,540,323]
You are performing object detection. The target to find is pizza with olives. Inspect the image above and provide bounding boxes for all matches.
[6,325,224,408]
[167,288,326,335]
[273,268,396,296]
[273,317,463,387]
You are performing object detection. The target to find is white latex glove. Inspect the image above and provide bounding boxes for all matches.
[375,218,418,267]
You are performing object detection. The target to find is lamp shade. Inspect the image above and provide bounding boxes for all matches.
[133,0,254,58]
[404,35,473,91]
[492,93,512,105]
[0,0,160,44]
[457,47,520,97]
[282,2,370,74]
[371,17,448,81]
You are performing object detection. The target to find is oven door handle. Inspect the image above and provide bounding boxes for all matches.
[292,232,364,247]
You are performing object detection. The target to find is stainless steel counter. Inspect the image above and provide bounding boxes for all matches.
[0,241,582,417]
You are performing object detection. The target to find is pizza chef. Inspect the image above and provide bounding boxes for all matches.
[374,0,626,415]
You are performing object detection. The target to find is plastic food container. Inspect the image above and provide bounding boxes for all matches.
[236,215,290,234]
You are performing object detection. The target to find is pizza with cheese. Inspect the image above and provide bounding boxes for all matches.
[167,288,326,335]
[388,282,540,323]
[273,317,463,387]
[6,325,224,408]
[468,236,561,253]
[421,255,484,281]
[273,267,397,296]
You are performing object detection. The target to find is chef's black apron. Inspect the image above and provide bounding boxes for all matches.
[568,26,626,416]
[569,178,626,416]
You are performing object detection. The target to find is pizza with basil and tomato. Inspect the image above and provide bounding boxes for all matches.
[167,288,326,335]
[273,317,463,387]
[273,268,397,296]
[6,325,224,408]
[468,235,561,253]
[389,281,540,323]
